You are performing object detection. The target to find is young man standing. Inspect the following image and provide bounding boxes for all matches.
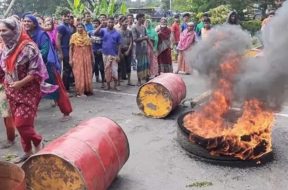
[56,9,73,93]
[132,13,149,86]
[69,15,76,34]
[99,14,108,28]
[94,17,122,91]
[181,13,191,32]
[127,13,137,71]
[84,12,94,32]
[195,13,209,37]
[90,18,105,87]
[119,16,133,85]
[127,14,135,30]
[171,15,181,61]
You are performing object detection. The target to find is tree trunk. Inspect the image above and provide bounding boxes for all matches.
[4,0,17,17]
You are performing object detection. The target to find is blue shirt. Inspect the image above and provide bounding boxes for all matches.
[57,23,72,57]
[181,23,188,32]
[99,28,121,56]
[89,30,102,53]
[85,23,94,33]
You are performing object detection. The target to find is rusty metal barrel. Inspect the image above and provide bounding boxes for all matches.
[245,48,262,57]
[22,117,130,190]
[137,73,186,118]
[0,161,25,190]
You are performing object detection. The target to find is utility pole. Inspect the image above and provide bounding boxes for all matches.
[4,0,17,17]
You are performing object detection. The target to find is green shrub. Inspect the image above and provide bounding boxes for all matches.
[209,5,231,25]
[194,5,231,25]
[241,20,262,35]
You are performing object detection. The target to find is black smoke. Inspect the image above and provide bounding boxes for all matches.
[186,1,288,111]
[234,1,288,110]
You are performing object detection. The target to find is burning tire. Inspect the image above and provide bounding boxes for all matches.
[177,111,274,167]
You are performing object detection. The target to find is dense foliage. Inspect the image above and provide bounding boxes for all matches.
[241,20,262,35]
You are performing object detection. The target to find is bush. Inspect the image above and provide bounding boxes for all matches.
[209,5,231,25]
[195,5,231,25]
[241,20,262,35]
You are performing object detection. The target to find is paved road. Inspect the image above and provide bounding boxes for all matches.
[1,68,288,190]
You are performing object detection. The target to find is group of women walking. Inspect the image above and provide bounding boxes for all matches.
[0,15,73,163]
[0,12,209,163]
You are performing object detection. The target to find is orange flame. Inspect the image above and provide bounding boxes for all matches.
[183,53,274,160]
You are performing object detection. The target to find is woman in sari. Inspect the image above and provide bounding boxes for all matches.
[132,13,150,86]
[0,17,48,163]
[157,17,173,73]
[69,23,94,97]
[175,22,196,75]
[23,14,72,121]
[145,19,159,78]
[44,17,58,48]
[0,37,15,149]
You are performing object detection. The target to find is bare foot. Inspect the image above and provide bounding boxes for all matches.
[34,141,45,153]
[14,152,33,164]
[1,140,15,149]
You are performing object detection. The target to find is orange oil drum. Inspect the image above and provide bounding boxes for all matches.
[22,117,130,190]
[0,161,25,190]
[137,73,186,118]
[245,48,262,57]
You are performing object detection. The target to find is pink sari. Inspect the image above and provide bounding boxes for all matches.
[147,41,158,77]
[176,29,196,74]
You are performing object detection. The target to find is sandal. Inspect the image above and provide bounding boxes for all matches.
[14,153,32,164]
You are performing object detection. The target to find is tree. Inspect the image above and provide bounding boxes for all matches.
[1,0,69,16]
[67,0,85,17]
[172,0,193,12]
[4,0,17,17]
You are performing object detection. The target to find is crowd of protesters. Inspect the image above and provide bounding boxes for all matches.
[0,7,275,163]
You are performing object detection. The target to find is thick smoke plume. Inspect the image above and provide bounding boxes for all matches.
[187,2,288,110]
[235,1,288,110]
[187,25,251,77]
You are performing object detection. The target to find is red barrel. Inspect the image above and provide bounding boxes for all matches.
[22,117,129,190]
[0,161,25,190]
[137,73,186,118]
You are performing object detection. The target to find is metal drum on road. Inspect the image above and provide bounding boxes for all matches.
[0,161,25,190]
[22,117,130,190]
[137,73,186,118]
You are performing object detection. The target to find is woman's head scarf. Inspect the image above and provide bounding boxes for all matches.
[0,17,32,73]
[146,19,158,50]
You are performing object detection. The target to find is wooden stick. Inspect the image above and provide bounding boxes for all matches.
[190,90,212,108]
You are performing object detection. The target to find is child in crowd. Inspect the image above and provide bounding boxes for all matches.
[201,18,212,41]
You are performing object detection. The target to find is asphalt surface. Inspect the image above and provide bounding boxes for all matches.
[1,65,288,190]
